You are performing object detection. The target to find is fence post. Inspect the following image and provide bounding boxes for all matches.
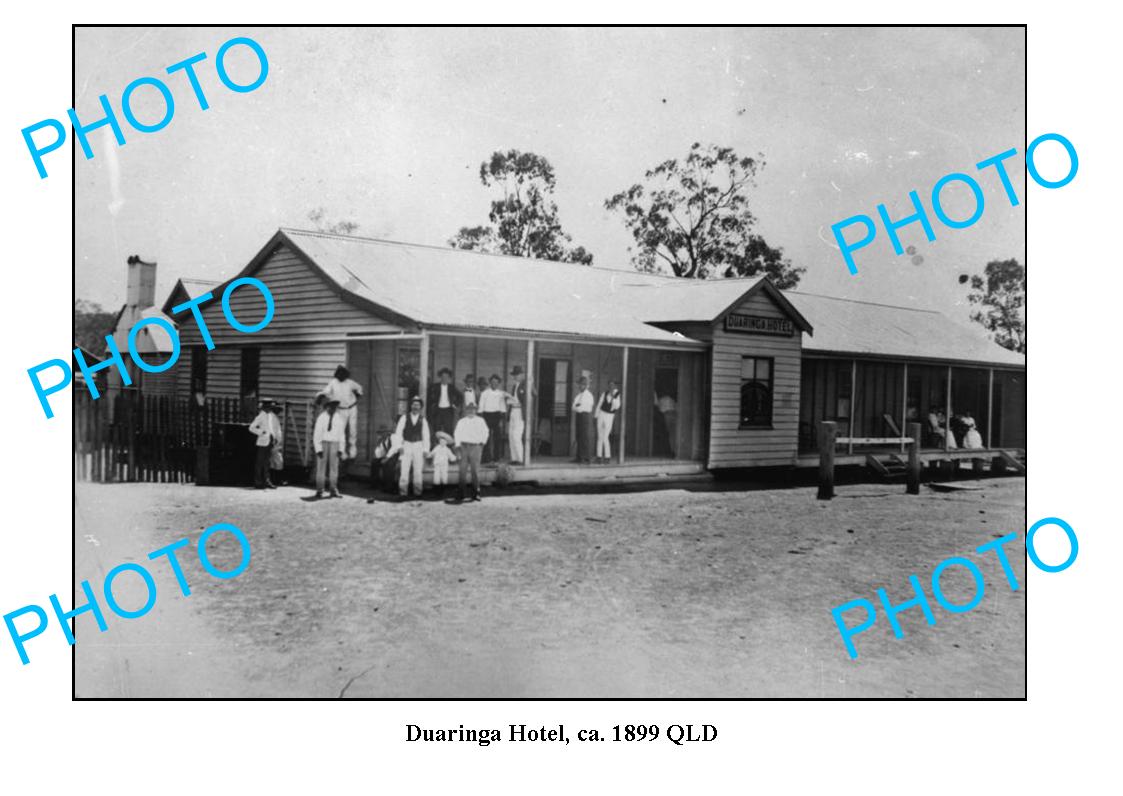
[817,421,837,500]
[906,422,921,495]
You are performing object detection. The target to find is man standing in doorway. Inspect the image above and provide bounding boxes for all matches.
[478,374,507,463]
[427,367,462,438]
[395,396,431,500]
[507,366,527,465]
[316,365,363,461]
[572,376,595,464]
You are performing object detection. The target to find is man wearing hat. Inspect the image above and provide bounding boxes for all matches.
[394,395,431,499]
[478,374,507,464]
[426,367,462,438]
[312,398,345,498]
[453,402,489,503]
[316,364,363,461]
[507,365,528,465]
[248,398,282,489]
[571,376,595,464]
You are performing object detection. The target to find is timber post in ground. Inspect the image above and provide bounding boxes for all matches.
[817,421,837,500]
[906,422,921,495]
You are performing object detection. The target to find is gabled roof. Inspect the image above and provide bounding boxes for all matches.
[626,277,813,332]
[787,291,1026,368]
[161,277,220,316]
[267,229,717,346]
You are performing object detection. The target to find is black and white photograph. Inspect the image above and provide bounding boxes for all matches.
[71,25,1026,699]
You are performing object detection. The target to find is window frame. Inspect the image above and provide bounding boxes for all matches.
[739,355,775,429]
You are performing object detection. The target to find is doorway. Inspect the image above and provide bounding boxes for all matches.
[536,358,571,457]
[653,365,679,458]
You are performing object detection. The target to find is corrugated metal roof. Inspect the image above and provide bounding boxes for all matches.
[282,229,707,346]
[228,229,1024,368]
[787,291,1026,367]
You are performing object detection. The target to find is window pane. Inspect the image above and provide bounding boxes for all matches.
[756,359,770,381]
[741,357,756,379]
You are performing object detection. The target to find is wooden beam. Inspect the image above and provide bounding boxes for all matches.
[987,368,995,449]
[900,363,908,454]
[818,421,837,500]
[419,332,430,406]
[848,360,857,455]
[619,346,629,464]
[945,365,953,452]
[906,422,921,494]
[525,339,535,466]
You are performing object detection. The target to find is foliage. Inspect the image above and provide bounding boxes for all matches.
[74,299,117,355]
[449,150,593,264]
[961,258,1026,353]
[307,207,359,235]
[605,142,804,287]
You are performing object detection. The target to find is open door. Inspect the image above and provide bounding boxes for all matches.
[536,357,571,457]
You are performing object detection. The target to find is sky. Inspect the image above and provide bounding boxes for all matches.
[74,26,1025,323]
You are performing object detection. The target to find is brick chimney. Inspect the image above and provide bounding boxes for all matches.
[126,255,157,309]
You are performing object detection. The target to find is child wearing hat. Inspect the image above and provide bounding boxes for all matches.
[428,431,458,497]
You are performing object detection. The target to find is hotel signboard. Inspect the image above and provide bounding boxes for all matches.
[724,313,795,336]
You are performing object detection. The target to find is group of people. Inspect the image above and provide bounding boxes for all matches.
[253,362,631,501]
[926,407,984,450]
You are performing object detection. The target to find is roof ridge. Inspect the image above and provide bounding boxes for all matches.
[279,227,690,281]
[785,290,943,314]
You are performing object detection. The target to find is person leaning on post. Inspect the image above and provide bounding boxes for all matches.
[312,398,345,499]
[395,395,431,500]
[453,402,489,503]
[248,397,282,489]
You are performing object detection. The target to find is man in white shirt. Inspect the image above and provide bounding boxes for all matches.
[316,365,363,461]
[572,376,595,464]
[453,402,490,503]
[478,374,508,464]
[248,398,282,489]
[312,399,346,499]
[462,374,478,412]
[394,396,431,500]
[595,380,622,464]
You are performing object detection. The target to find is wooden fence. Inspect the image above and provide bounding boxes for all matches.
[74,392,314,484]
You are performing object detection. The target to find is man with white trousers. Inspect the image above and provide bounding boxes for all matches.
[395,396,431,500]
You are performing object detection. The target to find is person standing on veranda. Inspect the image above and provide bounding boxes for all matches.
[507,365,527,465]
[395,396,431,500]
[316,365,363,461]
[312,399,345,499]
[427,367,462,438]
[478,374,507,464]
[453,402,489,503]
[595,380,622,464]
[572,376,595,464]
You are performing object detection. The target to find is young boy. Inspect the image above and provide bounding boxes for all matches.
[312,399,345,498]
[428,431,458,496]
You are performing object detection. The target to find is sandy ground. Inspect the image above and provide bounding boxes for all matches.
[74,477,1026,698]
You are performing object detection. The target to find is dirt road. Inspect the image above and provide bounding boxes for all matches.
[74,478,1026,698]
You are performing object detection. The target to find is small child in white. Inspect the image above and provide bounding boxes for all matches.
[429,431,458,496]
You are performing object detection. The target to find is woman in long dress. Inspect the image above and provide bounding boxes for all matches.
[962,411,984,449]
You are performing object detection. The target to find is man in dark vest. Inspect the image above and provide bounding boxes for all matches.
[394,396,431,499]
[427,367,462,438]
